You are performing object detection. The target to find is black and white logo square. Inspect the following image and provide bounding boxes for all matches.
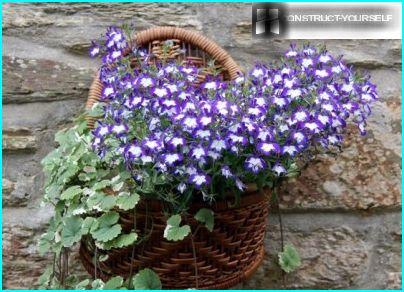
[252,3,287,38]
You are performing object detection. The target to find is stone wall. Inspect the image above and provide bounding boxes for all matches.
[2,3,401,289]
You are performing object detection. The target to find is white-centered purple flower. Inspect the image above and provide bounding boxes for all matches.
[89,42,100,58]
[101,85,116,99]
[287,88,302,99]
[89,32,377,199]
[315,69,331,79]
[195,129,211,139]
[204,81,218,90]
[153,87,169,98]
[282,145,298,156]
[190,146,207,160]
[257,142,281,155]
[189,173,211,189]
[182,116,198,130]
[177,182,187,194]
[144,139,162,152]
[304,121,323,133]
[301,58,313,68]
[139,77,154,88]
[318,53,332,63]
[198,116,212,127]
[221,165,233,178]
[245,157,266,173]
[235,178,246,191]
[112,124,128,136]
[167,137,185,149]
[272,163,287,176]
[252,68,265,78]
[292,109,309,123]
[126,144,142,158]
[162,153,182,166]
[210,139,227,152]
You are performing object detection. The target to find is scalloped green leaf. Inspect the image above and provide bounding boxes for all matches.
[75,279,90,290]
[61,186,82,200]
[194,208,214,232]
[116,192,140,211]
[103,276,124,289]
[90,212,122,242]
[163,215,191,241]
[82,217,99,234]
[61,216,83,247]
[91,279,105,289]
[38,232,54,255]
[278,244,301,273]
[133,268,162,290]
[87,192,116,212]
[101,232,138,250]
[92,179,111,191]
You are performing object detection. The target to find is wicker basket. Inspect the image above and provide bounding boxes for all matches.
[80,190,268,289]
[80,26,268,289]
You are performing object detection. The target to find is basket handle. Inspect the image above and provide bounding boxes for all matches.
[134,26,241,80]
[86,26,242,124]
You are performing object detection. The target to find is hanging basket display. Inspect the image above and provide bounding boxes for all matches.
[79,26,269,289]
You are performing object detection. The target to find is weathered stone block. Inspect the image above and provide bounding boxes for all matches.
[3,56,94,104]
[3,129,37,152]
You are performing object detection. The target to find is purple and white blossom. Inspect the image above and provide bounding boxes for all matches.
[89,29,378,199]
[245,157,266,173]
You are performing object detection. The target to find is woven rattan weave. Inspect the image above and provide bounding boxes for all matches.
[80,190,268,289]
[80,26,268,289]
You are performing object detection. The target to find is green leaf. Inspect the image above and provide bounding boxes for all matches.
[103,276,124,289]
[87,192,116,212]
[60,186,82,200]
[194,208,214,232]
[90,212,122,242]
[82,217,99,234]
[37,266,53,288]
[75,279,90,290]
[133,268,162,290]
[101,232,138,250]
[38,232,54,255]
[116,192,140,211]
[278,244,301,273]
[91,279,105,289]
[92,180,111,191]
[87,102,105,117]
[61,216,83,247]
[163,215,191,241]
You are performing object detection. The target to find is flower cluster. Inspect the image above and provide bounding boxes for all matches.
[90,27,378,198]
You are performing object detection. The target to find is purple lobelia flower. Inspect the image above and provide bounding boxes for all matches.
[245,157,266,174]
[189,173,211,189]
[89,29,378,198]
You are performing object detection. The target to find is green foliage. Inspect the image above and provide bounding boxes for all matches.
[61,216,84,247]
[37,267,53,289]
[194,208,214,232]
[116,192,140,211]
[278,244,301,273]
[103,276,124,289]
[101,232,138,250]
[163,215,191,241]
[75,279,90,290]
[133,268,162,290]
[61,186,83,200]
[90,212,122,242]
